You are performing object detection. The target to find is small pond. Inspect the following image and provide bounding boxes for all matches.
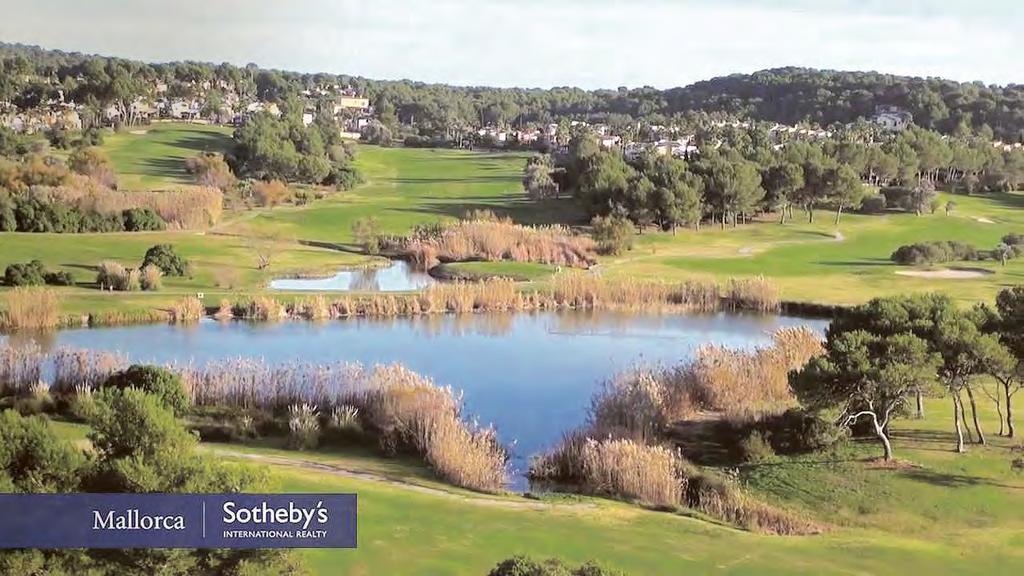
[3,310,829,488]
[270,260,436,292]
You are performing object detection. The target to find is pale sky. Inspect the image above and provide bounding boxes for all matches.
[1,0,1020,89]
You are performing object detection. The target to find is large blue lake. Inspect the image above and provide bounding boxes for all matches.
[3,310,828,485]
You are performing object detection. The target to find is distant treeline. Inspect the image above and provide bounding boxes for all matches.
[2,44,1024,141]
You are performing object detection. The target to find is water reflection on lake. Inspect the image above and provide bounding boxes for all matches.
[269,260,436,292]
[3,310,829,487]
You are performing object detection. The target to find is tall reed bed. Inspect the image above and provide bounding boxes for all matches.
[394,217,596,269]
[529,327,823,534]
[177,360,506,492]
[582,326,822,432]
[0,342,44,396]
[232,297,287,321]
[87,308,170,327]
[51,347,128,394]
[725,276,780,313]
[1,287,62,330]
[243,274,780,323]
[39,182,223,228]
[177,359,365,409]
[579,438,684,508]
[171,297,205,323]
[685,326,823,420]
[96,261,140,292]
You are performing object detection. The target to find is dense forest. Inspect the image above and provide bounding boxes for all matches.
[2,43,1024,141]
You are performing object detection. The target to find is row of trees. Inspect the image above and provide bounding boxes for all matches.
[793,289,1024,460]
[530,122,1024,231]
[230,110,359,187]
[4,44,1024,142]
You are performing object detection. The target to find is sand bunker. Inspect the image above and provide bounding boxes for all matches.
[976,217,995,224]
[896,267,995,279]
[129,129,149,135]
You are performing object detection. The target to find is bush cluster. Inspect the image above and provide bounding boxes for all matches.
[101,365,190,416]
[0,193,165,233]
[890,240,979,265]
[488,556,624,576]
[141,244,190,277]
[4,260,74,287]
[709,409,844,464]
[590,215,635,255]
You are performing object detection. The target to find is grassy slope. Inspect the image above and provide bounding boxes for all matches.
[606,191,1024,306]
[103,123,234,190]
[286,395,1024,574]
[3,126,1024,314]
[0,135,544,315]
[48,396,1024,574]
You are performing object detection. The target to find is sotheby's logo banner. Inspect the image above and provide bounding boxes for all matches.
[0,494,357,549]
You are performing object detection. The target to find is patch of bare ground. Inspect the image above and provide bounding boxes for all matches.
[863,458,920,471]
[895,267,995,279]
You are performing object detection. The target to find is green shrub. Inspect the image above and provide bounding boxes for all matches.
[591,215,634,255]
[0,410,86,492]
[890,240,980,265]
[122,207,166,232]
[101,365,189,415]
[43,270,74,286]
[4,260,46,286]
[738,431,775,463]
[142,244,189,276]
[487,556,625,576]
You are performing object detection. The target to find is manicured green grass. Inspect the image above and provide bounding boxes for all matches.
[1,141,540,315]
[41,390,1024,574]
[102,123,234,190]
[605,192,1024,305]
[269,396,1024,574]
[6,129,1024,315]
[224,146,580,245]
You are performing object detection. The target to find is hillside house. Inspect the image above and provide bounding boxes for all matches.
[873,106,912,132]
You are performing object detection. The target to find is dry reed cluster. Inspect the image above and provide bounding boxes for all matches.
[0,347,508,492]
[38,181,223,228]
[51,347,128,394]
[0,342,44,396]
[177,360,506,492]
[0,287,62,330]
[684,327,824,420]
[579,438,684,508]
[232,297,287,321]
[583,326,822,432]
[171,297,205,323]
[238,274,781,323]
[96,261,140,292]
[396,218,596,269]
[86,308,171,327]
[529,327,823,534]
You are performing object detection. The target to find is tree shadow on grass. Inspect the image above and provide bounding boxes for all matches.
[390,176,519,185]
[976,191,1024,211]
[159,133,233,155]
[818,258,893,267]
[62,263,99,273]
[899,468,1024,490]
[137,157,191,183]
[391,198,586,227]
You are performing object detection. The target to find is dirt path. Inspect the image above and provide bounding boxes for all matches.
[208,448,594,511]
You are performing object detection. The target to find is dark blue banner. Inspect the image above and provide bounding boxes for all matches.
[0,494,357,549]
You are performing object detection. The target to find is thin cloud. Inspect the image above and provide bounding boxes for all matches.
[0,0,1018,87]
